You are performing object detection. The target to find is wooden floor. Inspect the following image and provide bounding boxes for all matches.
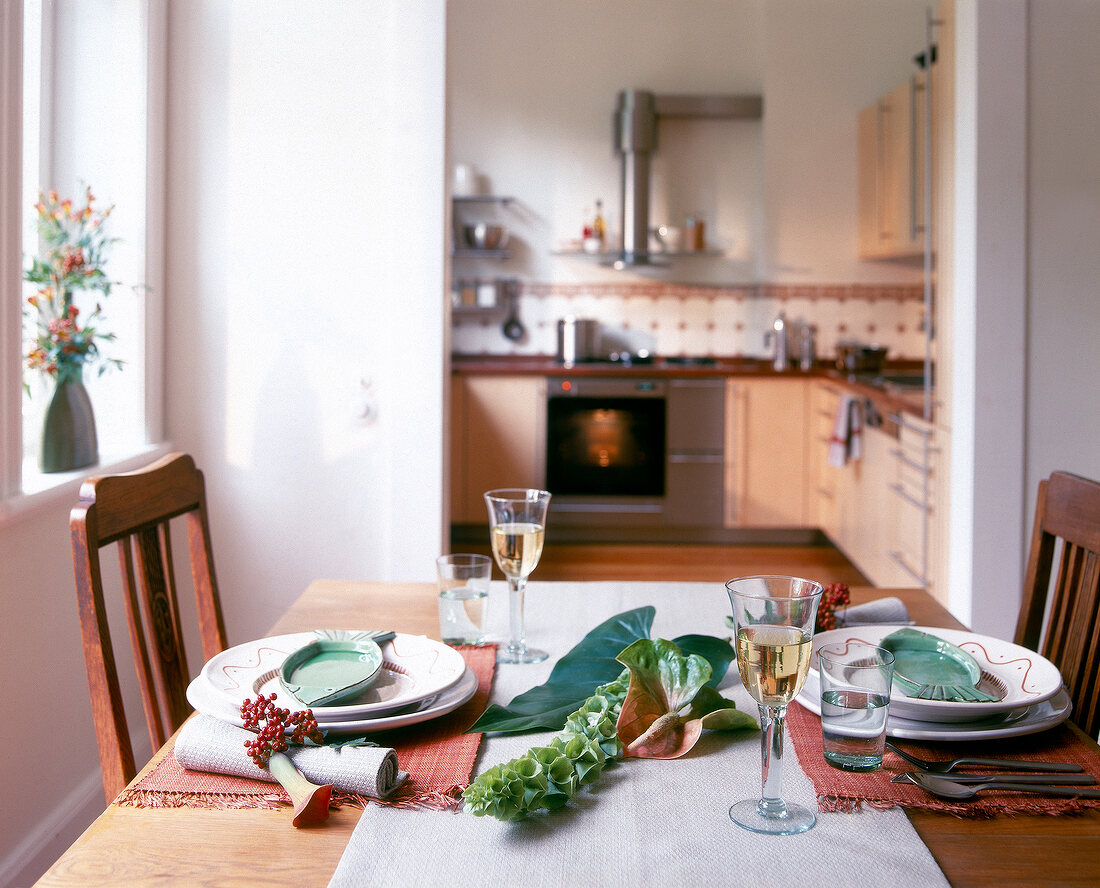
[460,541,870,587]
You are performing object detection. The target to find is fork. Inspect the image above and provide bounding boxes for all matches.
[885,741,1085,773]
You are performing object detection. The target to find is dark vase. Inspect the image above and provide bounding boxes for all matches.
[40,371,99,473]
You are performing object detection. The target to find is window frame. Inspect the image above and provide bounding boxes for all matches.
[0,0,168,521]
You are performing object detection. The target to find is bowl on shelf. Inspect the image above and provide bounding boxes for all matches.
[463,223,509,250]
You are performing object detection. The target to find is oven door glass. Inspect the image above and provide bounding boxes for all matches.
[546,396,666,496]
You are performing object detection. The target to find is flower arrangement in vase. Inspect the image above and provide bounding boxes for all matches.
[23,186,124,472]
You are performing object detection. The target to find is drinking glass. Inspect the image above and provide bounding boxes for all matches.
[483,488,551,664]
[726,575,824,835]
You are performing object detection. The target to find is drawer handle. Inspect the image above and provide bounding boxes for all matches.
[889,550,927,585]
[889,483,930,512]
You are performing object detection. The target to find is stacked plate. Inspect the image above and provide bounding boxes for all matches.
[187,629,477,733]
[797,624,1072,741]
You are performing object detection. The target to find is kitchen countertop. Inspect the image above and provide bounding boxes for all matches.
[450,354,932,421]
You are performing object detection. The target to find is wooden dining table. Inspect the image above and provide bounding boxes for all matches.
[35,581,1100,887]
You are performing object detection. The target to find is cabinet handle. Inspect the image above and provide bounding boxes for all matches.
[877,102,888,239]
[890,448,930,474]
[889,482,930,512]
[909,75,926,241]
[889,550,927,586]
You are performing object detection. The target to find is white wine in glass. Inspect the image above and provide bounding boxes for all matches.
[484,489,551,664]
[726,575,823,835]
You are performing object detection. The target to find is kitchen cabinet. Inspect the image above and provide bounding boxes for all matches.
[810,381,925,588]
[725,378,809,528]
[449,375,545,524]
[810,381,842,536]
[858,72,927,260]
[887,412,936,589]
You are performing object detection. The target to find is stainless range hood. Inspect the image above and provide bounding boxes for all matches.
[608,89,763,267]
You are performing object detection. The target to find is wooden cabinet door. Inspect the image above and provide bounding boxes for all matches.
[450,375,545,524]
[725,378,809,528]
[858,73,927,260]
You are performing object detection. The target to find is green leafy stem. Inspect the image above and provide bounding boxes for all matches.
[462,609,759,821]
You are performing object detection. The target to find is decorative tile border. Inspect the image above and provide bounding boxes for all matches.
[453,281,926,360]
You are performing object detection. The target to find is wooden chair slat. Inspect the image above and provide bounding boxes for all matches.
[70,453,228,804]
[1014,471,1100,738]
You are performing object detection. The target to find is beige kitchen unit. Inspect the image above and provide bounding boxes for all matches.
[724,378,809,528]
[450,374,545,524]
[449,360,942,597]
[858,71,928,260]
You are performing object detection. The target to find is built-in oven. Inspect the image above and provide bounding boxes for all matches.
[544,376,726,533]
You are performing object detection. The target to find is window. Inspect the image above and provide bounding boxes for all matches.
[2,0,164,503]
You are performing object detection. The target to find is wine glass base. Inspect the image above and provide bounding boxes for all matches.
[728,798,816,835]
[497,647,549,664]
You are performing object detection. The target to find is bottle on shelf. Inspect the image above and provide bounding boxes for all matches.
[593,199,606,246]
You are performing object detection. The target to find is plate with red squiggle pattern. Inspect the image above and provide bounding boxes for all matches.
[196,630,467,722]
[802,624,1064,724]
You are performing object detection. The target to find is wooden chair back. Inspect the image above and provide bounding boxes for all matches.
[1014,470,1100,737]
[70,452,228,803]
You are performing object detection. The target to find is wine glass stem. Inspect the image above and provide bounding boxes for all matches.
[506,576,527,655]
[758,704,789,817]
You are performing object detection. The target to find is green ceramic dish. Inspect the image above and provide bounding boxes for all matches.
[278,637,385,707]
[880,627,996,702]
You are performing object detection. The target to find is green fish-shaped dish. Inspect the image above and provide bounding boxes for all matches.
[880,627,1000,703]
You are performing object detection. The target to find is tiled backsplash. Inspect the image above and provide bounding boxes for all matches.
[451,282,926,361]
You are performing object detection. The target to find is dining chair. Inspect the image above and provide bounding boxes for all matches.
[1014,470,1100,738]
[70,452,228,804]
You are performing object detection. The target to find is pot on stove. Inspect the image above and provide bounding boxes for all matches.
[556,317,600,366]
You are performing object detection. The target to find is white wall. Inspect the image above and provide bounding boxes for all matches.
[164,1,447,642]
[1026,0,1100,495]
[447,0,929,285]
[2,3,446,884]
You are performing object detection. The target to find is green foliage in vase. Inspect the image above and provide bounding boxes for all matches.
[22,186,127,385]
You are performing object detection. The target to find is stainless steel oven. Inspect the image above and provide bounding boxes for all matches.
[544,376,726,533]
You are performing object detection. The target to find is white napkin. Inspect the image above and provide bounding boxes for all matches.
[174,715,408,798]
[837,596,911,627]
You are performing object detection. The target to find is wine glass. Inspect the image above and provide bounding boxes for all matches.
[725,574,824,835]
[483,488,551,664]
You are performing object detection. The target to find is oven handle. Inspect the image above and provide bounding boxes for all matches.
[668,453,724,463]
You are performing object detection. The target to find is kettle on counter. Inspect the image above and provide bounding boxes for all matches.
[766,311,789,371]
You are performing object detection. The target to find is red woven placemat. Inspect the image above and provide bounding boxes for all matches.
[788,700,1100,817]
[119,644,496,812]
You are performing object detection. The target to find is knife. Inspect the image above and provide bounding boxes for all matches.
[892,771,1098,786]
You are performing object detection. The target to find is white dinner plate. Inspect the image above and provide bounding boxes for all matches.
[187,664,479,734]
[797,684,1072,741]
[808,624,1064,723]
[198,630,468,719]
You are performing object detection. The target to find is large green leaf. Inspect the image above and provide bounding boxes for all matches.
[469,607,736,735]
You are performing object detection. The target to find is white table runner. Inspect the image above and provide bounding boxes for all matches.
[329,581,949,888]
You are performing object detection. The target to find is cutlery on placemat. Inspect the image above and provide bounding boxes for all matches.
[885,741,1085,773]
[900,771,1100,801]
[892,771,1097,786]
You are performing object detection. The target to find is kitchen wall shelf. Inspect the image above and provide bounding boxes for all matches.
[453,195,514,205]
[454,248,510,259]
[553,247,725,260]
[452,194,516,259]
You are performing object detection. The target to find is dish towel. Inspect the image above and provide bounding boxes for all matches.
[827,394,863,466]
[174,714,408,798]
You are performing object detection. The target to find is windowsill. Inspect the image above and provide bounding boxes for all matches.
[0,442,174,530]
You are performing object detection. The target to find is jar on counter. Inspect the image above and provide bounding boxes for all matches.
[685,215,706,251]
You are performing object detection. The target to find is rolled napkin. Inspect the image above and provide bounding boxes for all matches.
[175,715,409,799]
[837,596,911,627]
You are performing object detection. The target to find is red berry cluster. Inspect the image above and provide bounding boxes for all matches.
[239,693,324,768]
[816,583,851,632]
